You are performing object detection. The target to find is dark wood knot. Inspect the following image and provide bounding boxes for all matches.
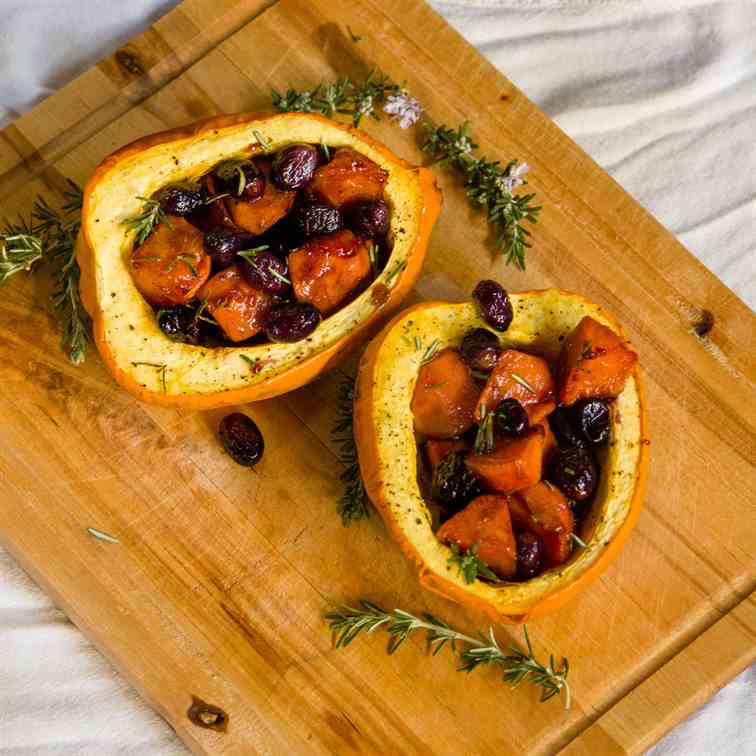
[115,49,145,77]
[692,309,714,337]
[187,696,228,732]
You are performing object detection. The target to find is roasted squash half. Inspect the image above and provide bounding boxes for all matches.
[77,112,440,408]
[354,291,648,622]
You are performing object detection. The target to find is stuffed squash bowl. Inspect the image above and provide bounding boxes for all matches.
[354,288,648,622]
[77,112,441,408]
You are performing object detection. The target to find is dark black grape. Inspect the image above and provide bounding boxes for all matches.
[549,446,598,501]
[241,250,290,296]
[460,328,502,372]
[203,226,252,270]
[431,450,483,512]
[348,199,390,238]
[494,398,530,437]
[472,279,513,332]
[289,202,342,238]
[573,399,611,446]
[156,183,203,216]
[271,144,320,190]
[264,302,321,342]
[218,412,264,467]
[516,531,543,580]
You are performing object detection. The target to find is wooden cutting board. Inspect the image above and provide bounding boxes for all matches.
[1,1,754,753]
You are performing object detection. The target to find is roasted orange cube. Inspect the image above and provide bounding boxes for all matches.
[130,216,211,307]
[558,316,637,405]
[511,483,574,568]
[197,264,274,342]
[411,348,481,439]
[288,229,372,315]
[309,147,388,208]
[476,349,555,424]
[437,494,517,579]
[228,160,296,235]
[464,426,544,494]
[425,438,469,468]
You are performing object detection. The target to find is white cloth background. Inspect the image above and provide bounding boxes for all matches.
[0,1,753,754]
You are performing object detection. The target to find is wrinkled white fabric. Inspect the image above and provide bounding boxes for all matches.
[0,1,753,754]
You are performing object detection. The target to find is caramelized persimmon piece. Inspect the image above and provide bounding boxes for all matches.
[309,147,388,208]
[464,426,544,493]
[228,160,295,235]
[130,216,210,307]
[411,348,480,439]
[558,316,637,405]
[475,349,555,424]
[288,229,371,315]
[509,484,573,568]
[437,494,517,579]
[197,264,274,342]
[425,438,469,468]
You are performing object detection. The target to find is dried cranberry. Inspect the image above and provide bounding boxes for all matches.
[290,202,343,238]
[348,199,390,238]
[549,446,598,501]
[218,413,264,467]
[460,328,502,372]
[264,302,321,342]
[241,249,290,296]
[516,531,543,580]
[156,183,203,216]
[473,280,513,332]
[203,226,252,270]
[271,144,320,190]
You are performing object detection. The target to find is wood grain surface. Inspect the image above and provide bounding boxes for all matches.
[0,0,754,754]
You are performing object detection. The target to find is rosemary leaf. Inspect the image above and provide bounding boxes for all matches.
[326,600,571,708]
[331,376,370,525]
[87,527,120,544]
[570,533,588,549]
[510,371,536,394]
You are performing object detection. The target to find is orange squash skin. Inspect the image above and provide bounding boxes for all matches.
[77,112,441,408]
[354,296,649,624]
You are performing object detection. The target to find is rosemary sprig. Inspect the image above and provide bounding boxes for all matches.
[327,600,571,708]
[31,182,89,365]
[422,122,541,269]
[447,542,501,584]
[123,197,168,245]
[272,70,403,128]
[0,216,43,284]
[331,375,370,525]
